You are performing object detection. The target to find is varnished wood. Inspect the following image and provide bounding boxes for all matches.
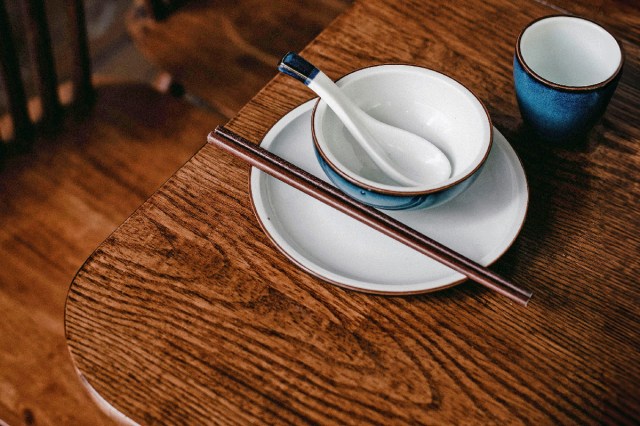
[0,79,224,425]
[0,2,227,424]
[127,0,352,117]
[67,0,639,424]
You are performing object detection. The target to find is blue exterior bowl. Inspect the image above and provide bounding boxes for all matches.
[315,146,482,210]
[513,16,623,142]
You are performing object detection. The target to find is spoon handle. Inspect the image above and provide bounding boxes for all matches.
[278,52,420,186]
[278,52,368,124]
[277,52,320,85]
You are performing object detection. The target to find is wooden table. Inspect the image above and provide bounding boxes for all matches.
[66,0,640,424]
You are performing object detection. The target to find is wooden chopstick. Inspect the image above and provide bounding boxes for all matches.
[208,126,533,306]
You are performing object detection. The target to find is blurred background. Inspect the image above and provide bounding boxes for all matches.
[0,0,156,115]
[0,0,350,424]
[0,2,157,424]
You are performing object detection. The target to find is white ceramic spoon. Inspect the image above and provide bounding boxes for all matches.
[278,52,452,187]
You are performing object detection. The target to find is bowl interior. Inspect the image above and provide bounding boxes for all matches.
[313,65,491,194]
[519,16,622,87]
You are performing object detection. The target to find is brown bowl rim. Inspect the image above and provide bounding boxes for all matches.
[515,15,625,92]
[311,64,493,196]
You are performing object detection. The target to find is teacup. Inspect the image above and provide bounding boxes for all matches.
[514,15,623,142]
[312,65,492,210]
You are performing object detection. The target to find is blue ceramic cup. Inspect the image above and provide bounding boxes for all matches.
[514,15,623,142]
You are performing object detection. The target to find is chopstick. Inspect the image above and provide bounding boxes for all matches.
[208,126,533,306]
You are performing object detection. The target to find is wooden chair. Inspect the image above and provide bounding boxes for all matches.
[127,0,353,116]
[0,0,224,423]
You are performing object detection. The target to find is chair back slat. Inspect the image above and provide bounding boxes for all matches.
[66,0,94,108]
[24,0,62,129]
[0,0,34,144]
[0,0,94,147]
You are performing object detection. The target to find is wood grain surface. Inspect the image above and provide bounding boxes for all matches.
[0,81,224,425]
[67,0,639,424]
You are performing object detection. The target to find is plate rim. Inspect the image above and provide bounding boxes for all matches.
[249,100,529,295]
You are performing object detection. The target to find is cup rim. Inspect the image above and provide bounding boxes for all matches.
[311,64,493,196]
[515,15,625,92]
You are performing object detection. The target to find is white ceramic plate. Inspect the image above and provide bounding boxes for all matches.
[250,100,528,294]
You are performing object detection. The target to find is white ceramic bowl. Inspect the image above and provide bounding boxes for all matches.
[312,65,492,210]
